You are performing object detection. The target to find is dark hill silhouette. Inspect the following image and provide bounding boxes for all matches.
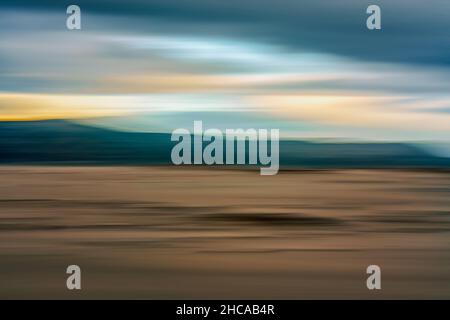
[0,120,448,168]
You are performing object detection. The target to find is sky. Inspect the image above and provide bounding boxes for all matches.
[0,0,450,148]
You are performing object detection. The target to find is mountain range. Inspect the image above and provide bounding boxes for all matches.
[0,120,448,168]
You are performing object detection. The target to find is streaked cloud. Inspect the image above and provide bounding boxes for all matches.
[0,2,449,144]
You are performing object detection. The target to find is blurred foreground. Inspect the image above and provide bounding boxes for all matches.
[0,166,450,299]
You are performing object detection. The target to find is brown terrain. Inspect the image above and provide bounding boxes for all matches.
[0,166,450,299]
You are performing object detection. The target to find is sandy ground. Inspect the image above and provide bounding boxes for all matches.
[0,166,450,299]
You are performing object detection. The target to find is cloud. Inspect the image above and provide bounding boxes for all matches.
[0,2,449,143]
[1,0,450,66]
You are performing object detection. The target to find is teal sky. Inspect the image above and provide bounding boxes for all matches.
[0,1,449,153]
